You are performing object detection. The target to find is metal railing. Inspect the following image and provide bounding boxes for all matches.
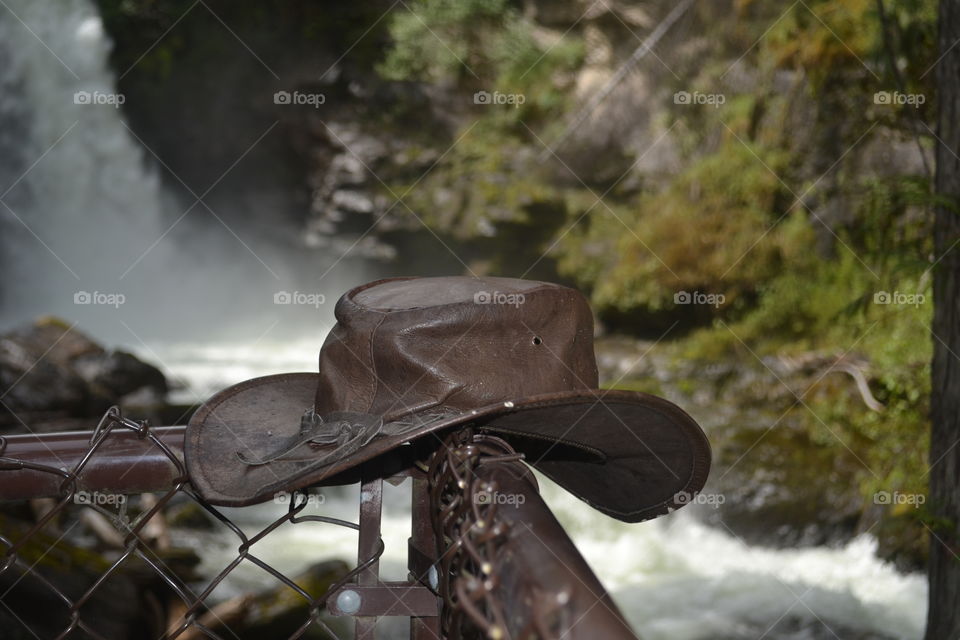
[0,407,636,639]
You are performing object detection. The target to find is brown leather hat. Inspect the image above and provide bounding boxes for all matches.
[185,276,710,522]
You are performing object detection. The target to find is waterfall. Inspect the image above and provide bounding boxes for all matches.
[0,0,376,358]
[0,0,168,322]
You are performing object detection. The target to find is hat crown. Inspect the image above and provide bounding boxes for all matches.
[314,276,599,419]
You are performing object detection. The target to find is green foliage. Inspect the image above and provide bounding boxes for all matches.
[759,0,938,114]
[680,251,933,544]
[730,251,873,348]
[557,139,795,313]
[95,0,196,77]
[377,0,512,83]
[378,0,583,124]
[394,122,563,249]
[766,0,880,79]
[851,175,935,270]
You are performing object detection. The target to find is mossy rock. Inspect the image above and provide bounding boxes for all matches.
[705,419,866,548]
[872,507,929,570]
[231,560,352,639]
[166,499,218,530]
[0,513,168,637]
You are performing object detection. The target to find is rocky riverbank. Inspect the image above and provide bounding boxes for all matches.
[595,336,927,571]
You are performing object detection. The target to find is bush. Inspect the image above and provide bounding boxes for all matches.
[557,138,796,313]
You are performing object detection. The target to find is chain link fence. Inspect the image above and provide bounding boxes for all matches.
[0,407,630,640]
[0,407,368,639]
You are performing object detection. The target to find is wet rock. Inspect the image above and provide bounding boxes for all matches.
[0,348,89,418]
[0,317,168,431]
[74,349,168,406]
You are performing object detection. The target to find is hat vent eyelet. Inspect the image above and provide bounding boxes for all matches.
[532,336,542,346]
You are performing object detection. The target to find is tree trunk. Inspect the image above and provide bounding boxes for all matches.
[927,1,960,638]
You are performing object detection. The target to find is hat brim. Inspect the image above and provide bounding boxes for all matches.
[185,373,711,523]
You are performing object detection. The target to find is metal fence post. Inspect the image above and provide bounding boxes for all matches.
[410,475,441,639]
[355,471,383,639]
[474,461,638,639]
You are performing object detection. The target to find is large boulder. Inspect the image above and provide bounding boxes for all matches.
[0,317,168,431]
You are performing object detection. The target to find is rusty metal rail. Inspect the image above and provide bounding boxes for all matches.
[0,425,185,501]
[0,407,637,639]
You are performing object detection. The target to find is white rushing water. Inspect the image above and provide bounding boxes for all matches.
[543,481,926,640]
[0,2,928,638]
[169,455,926,640]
